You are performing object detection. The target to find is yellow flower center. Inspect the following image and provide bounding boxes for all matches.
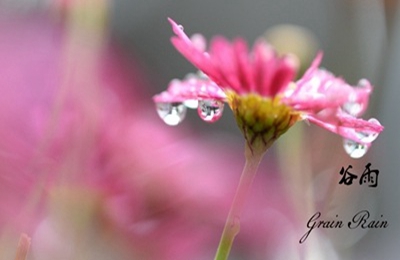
[227,92,301,154]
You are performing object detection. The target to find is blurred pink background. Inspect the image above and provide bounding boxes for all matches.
[0,0,398,259]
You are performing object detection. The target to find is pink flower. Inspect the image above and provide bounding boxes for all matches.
[1,15,287,260]
[153,18,383,157]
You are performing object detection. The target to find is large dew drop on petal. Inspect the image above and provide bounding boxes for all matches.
[156,102,187,126]
[197,99,224,123]
[355,118,380,143]
[343,139,368,159]
[355,131,378,143]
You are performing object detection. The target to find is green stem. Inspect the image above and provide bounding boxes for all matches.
[214,142,266,260]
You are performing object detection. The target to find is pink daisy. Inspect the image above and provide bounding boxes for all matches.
[153,18,385,260]
[154,18,383,158]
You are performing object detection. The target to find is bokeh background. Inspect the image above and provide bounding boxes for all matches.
[0,0,399,259]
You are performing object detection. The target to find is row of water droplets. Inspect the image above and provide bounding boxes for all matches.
[156,68,225,125]
[157,25,224,125]
[341,79,380,159]
[156,99,225,126]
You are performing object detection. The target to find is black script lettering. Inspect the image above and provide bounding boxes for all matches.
[299,212,321,243]
[348,210,388,229]
[300,212,344,243]
[348,210,369,229]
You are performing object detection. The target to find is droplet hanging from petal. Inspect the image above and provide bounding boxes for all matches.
[156,102,187,126]
[342,98,363,116]
[357,78,371,89]
[343,139,368,159]
[197,100,224,123]
[354,118,381,143]
[184,100,199,109]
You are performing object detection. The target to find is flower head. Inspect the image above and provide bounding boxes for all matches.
[154,18,383,157]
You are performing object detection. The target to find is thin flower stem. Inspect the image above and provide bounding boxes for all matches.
[14,234,31,260]
[214,143,266,260]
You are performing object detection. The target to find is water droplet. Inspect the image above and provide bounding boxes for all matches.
[156,102,187,126]
[184,72,196,80]
[343,139,368,159]
[357,79,369,88]
[197,100,224,123]
[342,101,363,116]
[356,131,378,143]
[354,118,381,143]
[183,71,208,81]
[184,100,198,109]
[301,116,310,126]
[196,70,208,79]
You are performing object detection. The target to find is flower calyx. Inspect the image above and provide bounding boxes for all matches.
[227,92,301,155]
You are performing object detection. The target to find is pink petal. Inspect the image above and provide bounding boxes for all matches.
[190,33,207,52]
[294,53,383,146]
[168,17,192,47]
[233,38,253,92]
[285,53,372,116]
[210,38,235,85]
[269,54,298,96]
[251,40,298,96]
[168,18,297,97]
[305,110,383,145]
[252,41,275,96]
[153,75,226,103]
[168,18,217,82]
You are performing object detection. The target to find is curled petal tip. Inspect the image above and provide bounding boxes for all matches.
[308,51,323,72]
[167,17,175,26]
[315,51,323,64]
[168,17,184,35]
[357,78,372,92]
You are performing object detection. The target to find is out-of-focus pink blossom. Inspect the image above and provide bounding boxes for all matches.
[0,15,297,260]
[153,18,383,154]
